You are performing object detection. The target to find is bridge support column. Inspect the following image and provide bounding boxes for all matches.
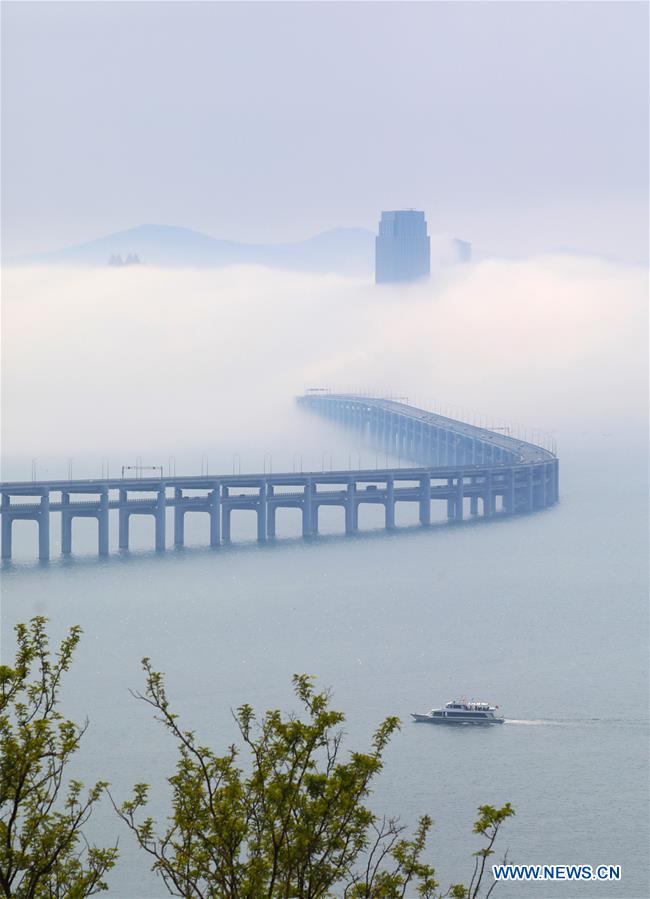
[345,482,356,534]
[470,494,479,516]
[257,483,267,542]
[267,505,276,539]
[98,489,109,555]
[1,495,12,560]
[504,469,516,513]
[385,476,395,529]
[222,505,231,543]
[174,488,184,546]
[311,502,319,534]
[38,491,50,561]
[552,459,560,503]
[483,473,493,518]
[532,467,541,509]
[455,477,464,521]
[61,493,72,554]
[119,490,129,549]
[155,488,166,551]
[419,475,431,526]
[302,480,313,537]
[446,479,454,520]
[210,484,221,546]
[540,465,548,508]
[526,468,534,511]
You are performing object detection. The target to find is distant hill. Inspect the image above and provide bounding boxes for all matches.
[14,224,377,275]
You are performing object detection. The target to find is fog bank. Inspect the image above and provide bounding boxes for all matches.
[2,257,646,474]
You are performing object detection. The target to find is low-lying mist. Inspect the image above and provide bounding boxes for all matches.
[2,256,647,479]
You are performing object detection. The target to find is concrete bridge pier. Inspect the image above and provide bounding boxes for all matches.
[61,493,72,554]
[267,505,276,539]
[526,468,534,512]
[536,465,547,509]
[385,476,395,530]
[221,487,232,543]
[1,494,11,560]
[118,490,129,549]
[38,491,50,561]
[345,482,356,534]
[483,473,494,518]
[155,488,166,551]
[446,478,455,520]
[222,508,231,543]
[302,482,313,537]
[257,484,267,542]
[174,488,184,546]
[504,469,516,513]
[311,503,319,534]
[210,484,221,546]
[455,477,464,521]
[419,475,431,526]
[98,490,109,555]
[545,463,554,507]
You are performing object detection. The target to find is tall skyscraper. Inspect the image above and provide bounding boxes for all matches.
[375,210,430,284]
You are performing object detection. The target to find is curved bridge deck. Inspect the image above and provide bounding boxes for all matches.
[0,394,558,561]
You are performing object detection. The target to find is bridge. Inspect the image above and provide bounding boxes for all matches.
[0,394,558,561]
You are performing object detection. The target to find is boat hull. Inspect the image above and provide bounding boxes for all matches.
[411,713,505,725]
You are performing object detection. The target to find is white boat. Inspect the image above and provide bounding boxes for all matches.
[412,698,505,725]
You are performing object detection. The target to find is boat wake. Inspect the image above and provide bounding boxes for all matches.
[505,718,601,727]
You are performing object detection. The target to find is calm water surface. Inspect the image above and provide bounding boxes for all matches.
[2,439,648,898]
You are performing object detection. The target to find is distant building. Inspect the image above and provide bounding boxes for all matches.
[451,238,472,263]
[108,253,142,267]
[432,237,472,267]
[375,210,430,284]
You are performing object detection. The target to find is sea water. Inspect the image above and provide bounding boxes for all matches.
[1,436,648,898]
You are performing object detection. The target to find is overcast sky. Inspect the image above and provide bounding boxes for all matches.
[2,1,648,259]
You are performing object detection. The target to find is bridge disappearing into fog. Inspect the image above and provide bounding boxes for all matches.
[0,394,558,561]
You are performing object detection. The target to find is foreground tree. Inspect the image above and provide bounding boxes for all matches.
[0,618,117,897]
[119,663,514,898]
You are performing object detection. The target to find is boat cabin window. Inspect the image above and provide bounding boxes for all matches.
[446,710,488,718]
[432,711,442,717]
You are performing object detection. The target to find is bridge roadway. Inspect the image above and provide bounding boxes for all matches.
[0,394,559,561]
